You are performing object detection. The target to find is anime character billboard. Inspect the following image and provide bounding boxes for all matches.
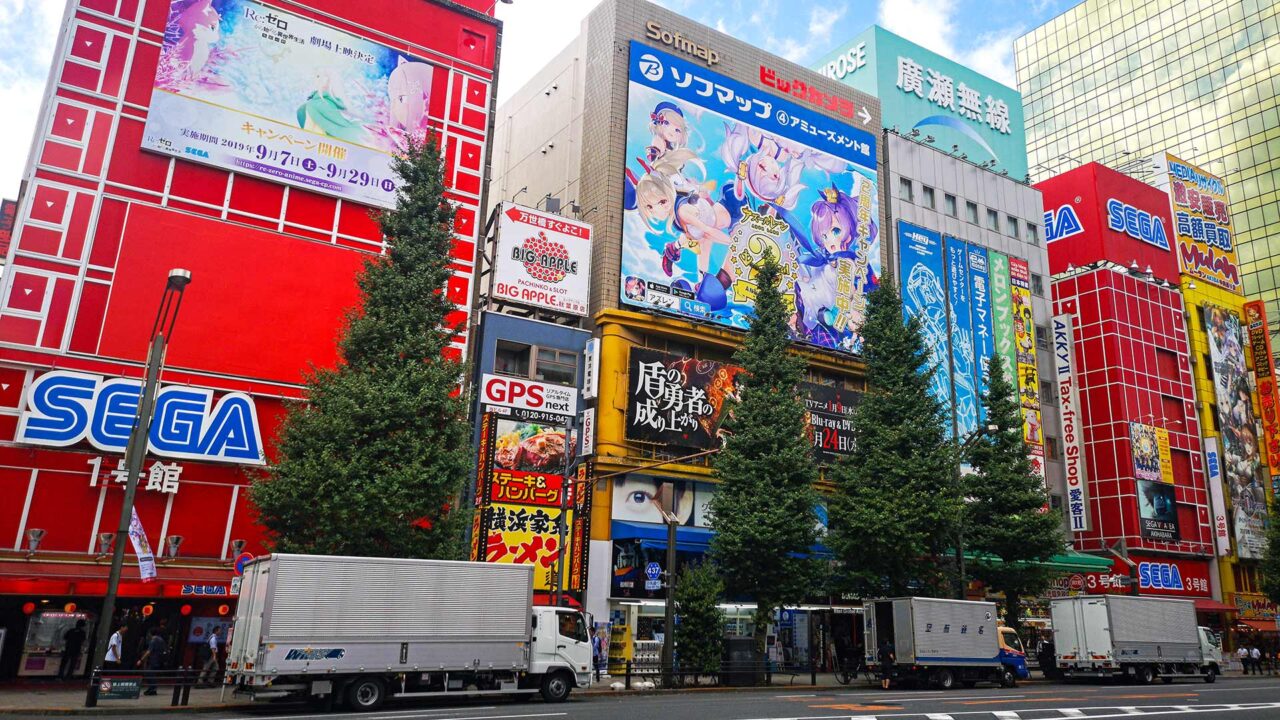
[143,0,443,208]
[621,43,879,355]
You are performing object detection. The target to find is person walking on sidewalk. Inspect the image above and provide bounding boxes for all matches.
[198,627,222,686]
[136,629,167,695]
[1238,645,1251,674]
[1251,645,1262,675]
[103,623,127,672]
[58,620,87,680]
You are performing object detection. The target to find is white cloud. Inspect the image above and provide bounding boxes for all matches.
[807,6,848,51]
[877,0,1020,89]
[0,0,65,197]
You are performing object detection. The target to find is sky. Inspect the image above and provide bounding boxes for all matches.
[0,0,1079,198]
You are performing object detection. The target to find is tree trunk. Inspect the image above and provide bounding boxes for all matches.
[754,604,772,664]
[1003,592,1021,635]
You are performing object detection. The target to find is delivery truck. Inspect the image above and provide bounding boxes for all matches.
[1050,595,1221,683]
[225,554,593,710]
[863,597,1029,689]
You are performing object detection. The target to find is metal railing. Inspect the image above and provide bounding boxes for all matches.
[606,658,829,689]
[84,665,204,708]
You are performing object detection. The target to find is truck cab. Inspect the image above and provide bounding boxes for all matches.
[531,607,594,695]
[997,627,1030,681]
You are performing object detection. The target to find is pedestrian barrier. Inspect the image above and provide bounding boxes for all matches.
[83,665,200,708]
[614,657,829,689]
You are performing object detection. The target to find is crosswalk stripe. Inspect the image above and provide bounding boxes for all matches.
[1058,711,1086,718]
[925,714,955,720]
[993,712,1021,719]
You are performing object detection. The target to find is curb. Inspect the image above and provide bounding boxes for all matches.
[0,704,255,717]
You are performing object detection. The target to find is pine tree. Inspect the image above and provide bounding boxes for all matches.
[674,561,726,682]
[965,356,1065,631]
[827,282,957,597]
[1259,507,1280,605]
[708,252,820,656]
[251,138,471,559]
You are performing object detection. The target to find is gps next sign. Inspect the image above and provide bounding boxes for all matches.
[480,374,577,422]
[813,26,1028,179]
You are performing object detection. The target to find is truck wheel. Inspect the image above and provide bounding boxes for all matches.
[932,669,956,690]
[1204,667,1217,684]
[1135,666,1155,685]
[347,678,386,712]
[540,672,572,703]
[999,667,1017,688]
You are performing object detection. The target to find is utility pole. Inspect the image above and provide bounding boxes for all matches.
[659,481,678,688]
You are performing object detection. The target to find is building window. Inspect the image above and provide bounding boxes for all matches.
[1027,223,1039,245]
[494,340,531,377]
[966,201,979,224]
[1040,379,1056,402]
[1007,215,1020,239]
[922,185,935,209]
[987,208,1000,231]
[945,194,957,217]
[899,177,913,202]
[534,347,577,385]
[1045,435,1061,460]
[1031,273,1046,297]
[1035,324,1050,350]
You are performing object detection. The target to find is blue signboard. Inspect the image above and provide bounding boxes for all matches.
[946,238,977,437]
[898,221,952,426]
[966,245,994,425]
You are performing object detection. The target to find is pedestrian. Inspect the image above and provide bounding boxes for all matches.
[58,620,87,680]
[1251,644,1262,675]
[1238,644,1250,674]
[199,626,222,686]
[877,638,895,690]
[103,623,127,672]
[591,630,604,682]
[136,628,167,696]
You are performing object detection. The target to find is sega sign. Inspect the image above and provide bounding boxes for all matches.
[1106,198,1170,250]
[17,371,264,464]
[480,373,577,419]
[1044,204,1083,243]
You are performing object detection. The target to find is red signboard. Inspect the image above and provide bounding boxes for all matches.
[1245,300,1280,480]
[1067,553,1212,598]
[758,65,870,124]
[1036,163,1179,282]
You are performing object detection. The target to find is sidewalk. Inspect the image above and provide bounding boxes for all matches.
[0,680,249,716]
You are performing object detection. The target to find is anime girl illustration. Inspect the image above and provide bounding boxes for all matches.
[387,56,434,134]
[171,0,221,81]
[791,182,879,348]
[720,123,847,217]
[647,101,691,164]
[297,68,365,143]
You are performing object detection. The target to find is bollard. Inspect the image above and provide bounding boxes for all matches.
[171,669,183,707]
[84,666,100,708]
[811,656,817,686]
[181,666,193,706]
[625,659,632,690]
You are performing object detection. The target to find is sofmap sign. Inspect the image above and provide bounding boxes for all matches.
[493,203,592,317]
[17,371,264,464]
[1052,315,1090,532]
[644,21,719,65]
[813,26,1028,179]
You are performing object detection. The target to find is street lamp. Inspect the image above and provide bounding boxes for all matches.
[954,424,999,600]
[86,268,190,707]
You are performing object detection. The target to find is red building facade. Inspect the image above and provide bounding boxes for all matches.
[0,0,497,677]
[1042,165,1215,601]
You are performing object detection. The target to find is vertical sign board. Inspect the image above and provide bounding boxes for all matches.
[1204,306,1267,558]
[897,222,953,429]
[1154,153,1241,295]
[1156,427,1175,484]
[582,338,600,401]
[968,246,995,425]
[1244,300,1280,495]
[1052,314,1089,532]
[989,252,1018,403]
[1130,422,1163,482]
[1008,257,1045,479]
[1204,437,1232,556]
[945,237,977,437]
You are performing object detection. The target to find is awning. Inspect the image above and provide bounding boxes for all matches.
[963,550,1114,573]
[0,559,234,584]
[1195,598,1238,613]
[1236,618,1279,632]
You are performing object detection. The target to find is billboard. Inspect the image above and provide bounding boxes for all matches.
[143,0,451,208]
[1154,154,1240,294]
[1204,437,1231,556]
[945,238,978,437]
[1129,422,1163,483]
[1204,306,1267,558]
[897,221,952,423]
[1009,257,1045,479]
[620,42,880,355]
[968,246,995,425]
[493,204,592,316]
[803,382,861,462]
[1137,479,1179,541]
[1244,300,1280,483]
[1052,314,1089,532]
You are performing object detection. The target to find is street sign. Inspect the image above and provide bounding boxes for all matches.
[98,676,142,700]
[645,579,662,591]
[645,562,661,580]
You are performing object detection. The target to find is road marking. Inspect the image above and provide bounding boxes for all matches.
[956,697,1068,705]
[244,707,505,720]
[882,695,1024,703]
[735,701,1280,720]
[925,714,955,720]
[992,712,1020,720]
[809,703,904,711]
[778,694,819,698]
[1059,711,1086,718]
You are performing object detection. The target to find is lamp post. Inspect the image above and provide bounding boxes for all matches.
[656,482,678,689]
[86,269,190,707]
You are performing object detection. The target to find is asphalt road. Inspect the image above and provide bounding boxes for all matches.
[39,677,1280,720]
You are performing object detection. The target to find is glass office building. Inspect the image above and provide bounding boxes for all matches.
[1015,0,1280,349]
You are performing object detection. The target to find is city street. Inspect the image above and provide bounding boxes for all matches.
[35,678,1280,720]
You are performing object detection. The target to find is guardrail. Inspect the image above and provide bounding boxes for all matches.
[608,658,836,689]
[84,665,202,708]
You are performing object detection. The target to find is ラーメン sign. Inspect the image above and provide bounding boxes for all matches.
[1052,314,1089,532]
[493,203,592,317]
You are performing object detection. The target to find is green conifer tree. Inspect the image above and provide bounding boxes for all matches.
[708,252,820,656]
[674,562,726,682]
[828,282,957,596]
[251,138,471,558]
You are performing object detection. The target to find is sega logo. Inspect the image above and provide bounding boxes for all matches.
[284,648,346,661]
[17,371,264,464]
[481,374,577,415]
[181,584,228,596]
[1106,198,1170,250]
[1138,561,1184,590]
[1044,205,1084,243]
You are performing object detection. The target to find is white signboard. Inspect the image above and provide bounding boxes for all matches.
[580,407,596,457]
[480,373,578,419]
[1204,437,1231,556]
[493,203,592,316]
[1052,315,1090,532]
[582,338,600,401]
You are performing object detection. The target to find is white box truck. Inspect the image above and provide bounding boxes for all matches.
[225,554,593,710]
[863,598,1030,690]
[1050,595,1222,684]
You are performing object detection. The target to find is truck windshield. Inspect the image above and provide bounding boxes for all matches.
[1001,629,1024,653]
[557,612,589,643]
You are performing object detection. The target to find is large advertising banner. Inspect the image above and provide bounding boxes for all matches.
[945,237,977,437]
[968,246,995,424]
[1155,153,1240,294]
[1009,257,1045,478]
[898,221,952,426]
[143,0,451,208]
[989,252,1018,402]
[803,383,862,462]
[1204,437,1232,556]
[1137,479,1180,541]
[1244,300,1280,486]
[620,42,880,355]
[1130,422,1163,482]
[1205,306,1267,558]
[1052,314,1089,532]
[493,204,593,316]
